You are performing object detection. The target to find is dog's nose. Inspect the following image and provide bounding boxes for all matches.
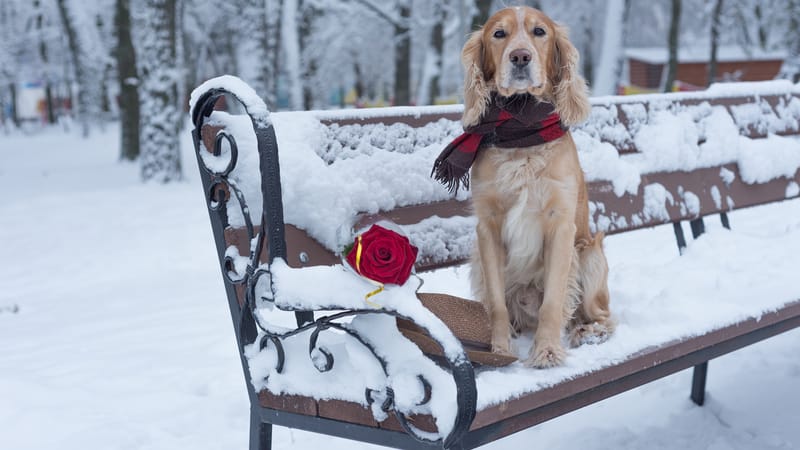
[509,49,532,68]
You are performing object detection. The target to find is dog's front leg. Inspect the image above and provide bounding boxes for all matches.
[527,221,576,368]
[476,217,513,356]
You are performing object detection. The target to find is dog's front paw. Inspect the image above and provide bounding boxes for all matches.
[568,322,611,348]
[491,331,513,356]
[525,342,566,368]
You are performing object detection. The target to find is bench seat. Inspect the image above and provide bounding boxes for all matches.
[189,76,800,449]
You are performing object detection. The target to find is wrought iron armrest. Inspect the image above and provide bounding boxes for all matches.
[190,82,476,448]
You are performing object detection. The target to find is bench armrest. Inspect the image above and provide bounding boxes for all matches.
[190,78,477,447]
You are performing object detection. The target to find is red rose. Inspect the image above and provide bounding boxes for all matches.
[345,224,419,285]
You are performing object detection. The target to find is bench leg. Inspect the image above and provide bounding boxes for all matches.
[690,362,708,406]
[689,217,705,239]
[250,408,272,450]
[720,212,730,230]
[672,222,687,254]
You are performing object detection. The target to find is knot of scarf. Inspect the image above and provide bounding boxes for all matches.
[431,94,566,193]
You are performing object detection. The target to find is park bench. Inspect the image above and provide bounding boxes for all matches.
[189,76,800,450]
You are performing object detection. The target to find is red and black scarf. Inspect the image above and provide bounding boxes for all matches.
[432,94,566,193]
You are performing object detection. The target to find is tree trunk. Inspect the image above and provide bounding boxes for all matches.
[708,0,724,87]
[139,0,182,182]
[34,1,57,124]
[115,0,140,161]
[777,0,800,83]
[663,0,681,92]
[56,0,90,136]
[428,2,445,105]
[471,0,493,31]
[253,0,282,109]
[754,4,768,50]
[593,0,629,96]
[417,1,445,106]
[44,84,56,124]
[394,2,411,105]
[580,5,594,92]
[9,83,19,127]
[300,1,320,110]
[282,0,303,110]
[354,61,365,103]
[271,0,283,104]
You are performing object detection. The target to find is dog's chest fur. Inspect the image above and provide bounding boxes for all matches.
[472,142,576,286]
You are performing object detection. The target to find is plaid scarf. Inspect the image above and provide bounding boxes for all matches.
[432,94,566,193]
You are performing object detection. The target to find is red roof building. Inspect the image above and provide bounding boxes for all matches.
[624,46,786,92]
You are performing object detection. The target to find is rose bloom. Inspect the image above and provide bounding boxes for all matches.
[346,225,419,285]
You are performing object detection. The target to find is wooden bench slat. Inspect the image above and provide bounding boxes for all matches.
[252,299,800,445]
[272,164,800,271]
[317,399,378,428]
[258,390,318,417]
[466,300,800,441]
[192,80,800,449]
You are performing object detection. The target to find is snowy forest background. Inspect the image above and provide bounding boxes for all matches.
[1,0,799,182]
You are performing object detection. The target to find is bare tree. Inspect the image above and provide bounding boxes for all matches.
[777,0,800,82]
[708,0,724,86]
[137,0,182,182]
[471,0,492,31]
[351,0,412,105]
[32,0,57,124]
[299,0,321,109]
[395,0,411,105]
[663,0,682,92]
[282,0,303,109]
[56,0,106,136]
[115,0,140,161]
[417,0,446,105]
[56,0,90,135]
[261,0,283,108]
[593,0,631,95]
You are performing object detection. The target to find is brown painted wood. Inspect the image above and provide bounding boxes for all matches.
[320,111,462,128]
[224,162,800,272]
[589,164,800,235]
[205,89,800,447]
[284,224,340,268]
[245,300,800,441]
[469,300,800,432]
[317,400,378,427]
[258,391,318,417]
[380,413,439,434]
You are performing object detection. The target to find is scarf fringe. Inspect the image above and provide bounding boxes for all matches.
[431,158,470,194]
[431,94,563,195]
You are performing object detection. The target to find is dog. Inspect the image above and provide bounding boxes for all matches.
[459,7,613,368]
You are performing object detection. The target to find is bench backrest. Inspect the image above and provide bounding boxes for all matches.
[199,82,800,278]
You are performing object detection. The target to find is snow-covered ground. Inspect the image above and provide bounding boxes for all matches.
[1,124,799,450]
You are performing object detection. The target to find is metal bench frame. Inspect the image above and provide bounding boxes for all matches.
[190,85,800,449]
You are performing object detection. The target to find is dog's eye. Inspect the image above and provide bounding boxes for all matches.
[493,29,506,39]
[533,27,546,37]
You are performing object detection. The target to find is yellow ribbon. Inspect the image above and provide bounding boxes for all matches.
[355,235,384,308]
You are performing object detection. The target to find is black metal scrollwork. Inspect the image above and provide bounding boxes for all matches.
[191,86,476,448]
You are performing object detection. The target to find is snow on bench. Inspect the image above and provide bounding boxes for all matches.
[189,76,800,449]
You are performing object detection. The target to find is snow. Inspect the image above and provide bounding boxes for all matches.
[625,45,788,64]
[788,182,800,198]
[737,134,800,183]
[1,124,799,449]
[593,0,626,96]
[281,0,303,111]
[256,80,800,253]
[190,79,800,259]
[189,75,271,127]
[642,183,675,221]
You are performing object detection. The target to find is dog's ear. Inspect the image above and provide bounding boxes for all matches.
[461,31,491,128]
[551,24,590,126]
